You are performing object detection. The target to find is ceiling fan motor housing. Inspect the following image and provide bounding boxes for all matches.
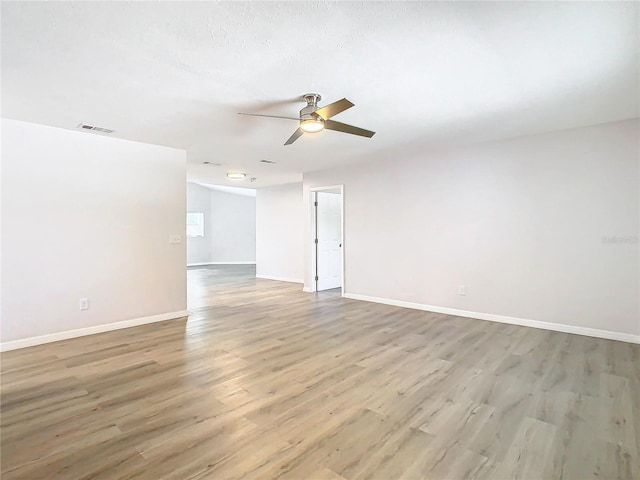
[301,93,322,120]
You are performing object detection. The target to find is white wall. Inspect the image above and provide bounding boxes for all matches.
[186,183,256,265]
[256,183,304,283]
[209,189,256,263]
[303,119,640,340]
[186,182,212,264]
[1,119,187,346]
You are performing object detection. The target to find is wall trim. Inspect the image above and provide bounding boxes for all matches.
[343,293,640,344]
[187,261,256,266]
[302,287,314,293]
[0,310,189,352]
[256,274,304,284]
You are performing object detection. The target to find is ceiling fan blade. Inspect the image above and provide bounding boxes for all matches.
[324,120,376,138]
[238,96,303,113]
[284,127,304,145]
[312,98,354,120]
[237,113,300,121]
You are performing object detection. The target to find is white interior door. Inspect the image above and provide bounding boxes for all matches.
[316,191,342,291]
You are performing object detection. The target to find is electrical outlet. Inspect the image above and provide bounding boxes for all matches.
[169,235,182,244]
[79,298,89,310]
[458,286,466,296]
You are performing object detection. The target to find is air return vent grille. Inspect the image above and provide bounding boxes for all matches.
[77,123,115,134]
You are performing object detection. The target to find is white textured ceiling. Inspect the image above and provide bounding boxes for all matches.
[200,184,256,198]
[2,2,638,187]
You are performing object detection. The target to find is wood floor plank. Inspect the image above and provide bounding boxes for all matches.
[493,416,557,479]
[1,264,638,479]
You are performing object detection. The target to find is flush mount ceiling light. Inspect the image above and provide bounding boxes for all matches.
[227,172,246,180]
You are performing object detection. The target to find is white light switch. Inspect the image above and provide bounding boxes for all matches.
[458,286,466,296]
[169,235,182,244]
[79,298,89,310]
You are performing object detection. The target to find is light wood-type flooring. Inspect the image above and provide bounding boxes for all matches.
[1,265,638,479]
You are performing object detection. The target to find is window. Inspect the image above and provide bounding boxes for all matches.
[186,212,204,237]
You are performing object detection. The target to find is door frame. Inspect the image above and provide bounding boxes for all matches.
[309,185,344,295]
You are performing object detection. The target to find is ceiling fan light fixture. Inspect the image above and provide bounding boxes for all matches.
[227,172,246,180]
[300,118,324,133]
[238,94,375,145]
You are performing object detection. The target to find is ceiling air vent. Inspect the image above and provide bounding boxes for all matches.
[260,159,276,164]
[77,123,115,134]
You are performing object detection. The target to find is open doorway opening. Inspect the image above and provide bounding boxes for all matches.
[311,186,344,293]
[186,182,257,311]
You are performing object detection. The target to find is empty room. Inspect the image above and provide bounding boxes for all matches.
[1,2,638,479]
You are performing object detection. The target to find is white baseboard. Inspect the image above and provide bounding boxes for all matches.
[302,286,314,293]
[256,274,304,284]
[0,310,189,352]
[343,293,640,344]
[187,261,256,266]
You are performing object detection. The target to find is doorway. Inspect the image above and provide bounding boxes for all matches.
[311,186,343,293]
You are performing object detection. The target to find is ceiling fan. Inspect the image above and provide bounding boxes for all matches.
[238,93,375,145]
